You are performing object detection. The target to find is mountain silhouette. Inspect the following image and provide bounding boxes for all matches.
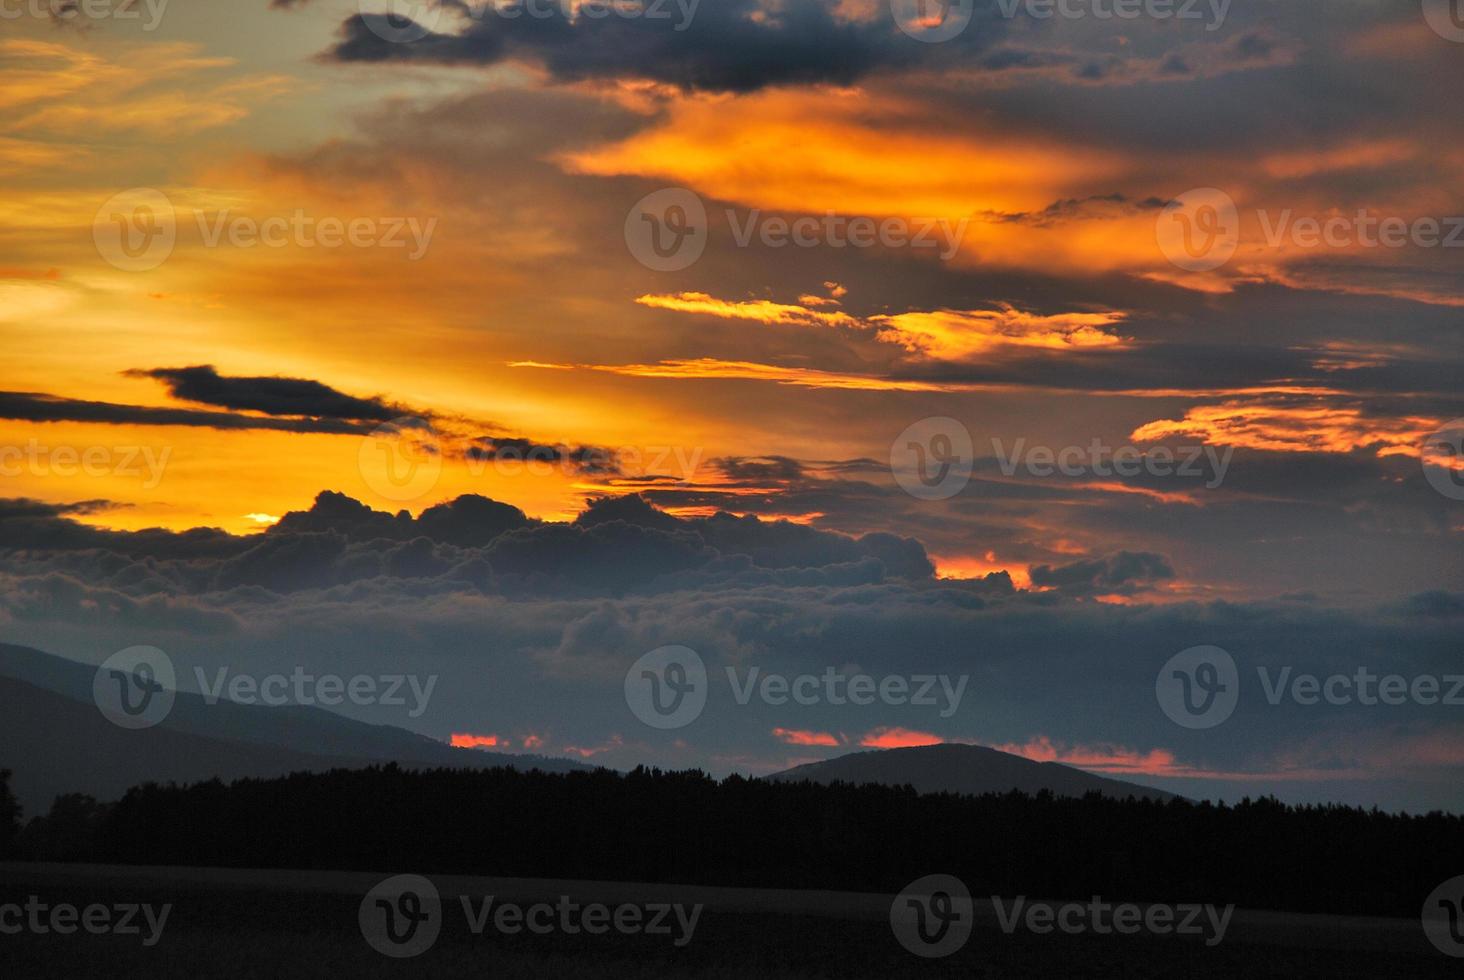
[767,743,1179,802]
[0,675,394,817]
[0,643,592,817]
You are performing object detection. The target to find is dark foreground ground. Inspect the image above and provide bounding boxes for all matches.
[0,863,1456,979]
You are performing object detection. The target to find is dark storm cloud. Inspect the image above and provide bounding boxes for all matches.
[937,4,1458,160]
[2,571,241,634]
[0,498,241,558]
[0,391,372,434]
[987,193,1168,229]
[1029,551,1174,597]
[5,488,1461,810]
[1231,31,1274,61]
[608,462,922,547]
[128,365,406,423]
[0,490,936,597]
[320,0,1009,93]
[813,286,1464,403]
[0,499,115,521]
[587,420,1455,604]
[712,455,806,482]
[417,494,536,547]
[3,371,635,491]
[465,437,623,476]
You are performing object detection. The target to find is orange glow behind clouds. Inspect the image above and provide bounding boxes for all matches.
[932,553,1029,589]
[869,307,1130,359]
[772,728,842,747]
[637,293,1131,361]
[564,87,1121,220]
[525,358,955,391]
[992,736,1181,776]
[636,292,859,329]
[1132,401,1442,458]
[561,87,1193,279]
[859,727,944,749]
[451,733,503,748]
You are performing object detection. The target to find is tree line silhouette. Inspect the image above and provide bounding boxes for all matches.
[13,764,1462,918]
[0,770,18,858]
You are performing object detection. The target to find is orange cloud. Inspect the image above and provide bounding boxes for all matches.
[0,266,59,280]
[1072,482,1206,506]
[563,734,625,759]
[772,728,843,747]
[564,87,1120,221]
[1132,400,1441,458]
[567,82,1464,302]
[559,87,1194,280]
[518,358,956,392]
[636,292,1130,361]
[635,292,859,329]
[988,733,1464,784]
[992,736,1183,776]
[799,282,848,307]
[0,280,74,321]
[1274,728,1464,774]
[2,39,285,137]
[0,134,75,176]
[860,727,944,749]
[870,306,1129,359]
[931,553,1029,589]
[1261,139,1418,180]
[451,733,503,749]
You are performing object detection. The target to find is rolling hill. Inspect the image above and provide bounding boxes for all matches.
[767,743,1178,802]
[0,643,593,817]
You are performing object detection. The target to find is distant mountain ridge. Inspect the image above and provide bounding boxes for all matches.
[767,743,1179,802]
[0,643,594,817]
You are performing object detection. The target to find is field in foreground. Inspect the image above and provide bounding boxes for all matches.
[0,863,1456,979]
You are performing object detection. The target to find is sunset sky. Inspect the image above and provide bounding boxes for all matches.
[2,0,1462,809]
